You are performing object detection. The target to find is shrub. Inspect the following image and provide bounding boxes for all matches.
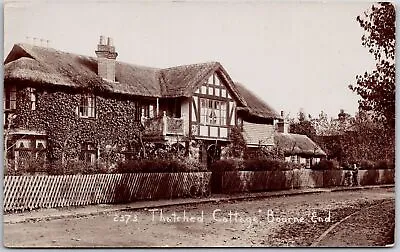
[357,159,394,170]
[286,162,303,170]
[45,160,101,175]
[212,158,297,172]
[359,160,375,170]
[210,159,238,172]
[246,159,285,171]
[46,161,64,175]
[181,158,208,172]
[374,160,388,170]
[243,159,292,171]
[310,159,338,170]
[116,158,205,173]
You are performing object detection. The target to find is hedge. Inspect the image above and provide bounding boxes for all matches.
[4,158,207,176]
[210,158,302,172]
[310,160,340,170]
[358,160,395,170]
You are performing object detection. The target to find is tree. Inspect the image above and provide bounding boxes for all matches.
[289,110,317,141]
[349,3,395,129]
[224,126,247,159]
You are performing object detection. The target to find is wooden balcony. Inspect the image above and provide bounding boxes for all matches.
[142,112,185,140]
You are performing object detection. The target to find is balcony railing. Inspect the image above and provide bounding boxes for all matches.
[142,112,185,138]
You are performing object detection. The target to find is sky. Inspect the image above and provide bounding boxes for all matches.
[4,0,378,119]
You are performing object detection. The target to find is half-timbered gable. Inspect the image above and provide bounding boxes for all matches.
[191,71,237,140]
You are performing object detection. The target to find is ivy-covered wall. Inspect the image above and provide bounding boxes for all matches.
[9,84,142,162]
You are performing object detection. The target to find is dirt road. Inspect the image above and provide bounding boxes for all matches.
[4,187,394,247]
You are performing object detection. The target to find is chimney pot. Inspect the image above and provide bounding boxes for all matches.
[107,37,113,46]
[99,35,106,45]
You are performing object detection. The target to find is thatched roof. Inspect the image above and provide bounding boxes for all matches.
[242,121,275,147]
[234,82,279,119]
[274,132,326,157]
[4,43,279,119]
[5,44,161,97]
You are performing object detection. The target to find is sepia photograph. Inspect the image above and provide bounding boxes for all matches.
[2,0,395,248]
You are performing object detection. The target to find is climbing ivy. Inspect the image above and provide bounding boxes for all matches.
[11,85,142,163]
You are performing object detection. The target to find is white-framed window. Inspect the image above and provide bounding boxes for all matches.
[221,89,226,98]
[220,102,227,125]
[29,88,37,110]
[79,142,97,164]
[306,158,311,168]
[200,98,227,126]
[215,88,220,97]
[79,94,96,118]
[149,105,154,118]
[208,87,213,95]
[4,86,17,110]
[140,104,156,119]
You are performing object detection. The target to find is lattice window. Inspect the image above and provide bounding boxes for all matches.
[200,98,227,126]
[79,94,96,118]
[4,86,17,110]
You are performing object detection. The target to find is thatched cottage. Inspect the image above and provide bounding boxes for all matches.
[273,111,326,167]
[3,36,325,168]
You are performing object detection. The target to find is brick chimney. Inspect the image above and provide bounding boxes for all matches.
[277,110,290,133]
[95,35,118,82]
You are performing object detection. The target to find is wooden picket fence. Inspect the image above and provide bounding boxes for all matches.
[3,172,211,212]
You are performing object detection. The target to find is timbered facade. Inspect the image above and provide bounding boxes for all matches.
[190,72,236,141]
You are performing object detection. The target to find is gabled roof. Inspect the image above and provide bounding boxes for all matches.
[274,132,326,157]
[234,82,279,119]
[4,43,279,119]
[5,43,162,97]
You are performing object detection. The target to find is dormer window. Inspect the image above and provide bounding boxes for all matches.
[4,86,17,110]
[79,94,96,118]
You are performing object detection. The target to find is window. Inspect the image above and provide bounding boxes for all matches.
[79,94,96,118]
[35,140,46,161]
[4,86,17,110]
[306,158,311,168]
[79,143,97,164]
[30,88,37,110]
[221,89,226,98]
[215,88,220,97]
[220,102,227,125]
[140,104,156,119]
[200,98,227,126]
